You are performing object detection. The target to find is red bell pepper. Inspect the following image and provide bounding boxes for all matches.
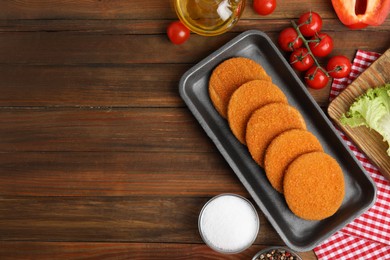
[331,0,390,29]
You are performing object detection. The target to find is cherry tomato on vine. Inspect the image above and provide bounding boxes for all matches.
[308,33,334,57]
[289,48,315,71]
[326,55,352,78]
[253,0,276,16]
[305,66,329,89]
[298,11,323,37]
[167,21,190,45]
[278,27,303,52]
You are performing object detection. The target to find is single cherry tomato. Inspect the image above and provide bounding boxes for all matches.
[308,33,334,57]
[167,21,190,45]
[305,66,329,89]
[326,55,352,78]
[278,27,303,52]
[298,11,323,37]
[253,0,276,16]
[289,48,315,71]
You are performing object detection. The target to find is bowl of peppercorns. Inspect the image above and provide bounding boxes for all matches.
[252,246,302,260]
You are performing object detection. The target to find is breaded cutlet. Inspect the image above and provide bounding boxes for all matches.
[227,79,287,144]
[283,151,345,220]
[209,57,271,118]
[264,129,323,193]
[246,103,306,167]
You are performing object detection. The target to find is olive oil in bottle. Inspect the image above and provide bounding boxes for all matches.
[174,0,245,36]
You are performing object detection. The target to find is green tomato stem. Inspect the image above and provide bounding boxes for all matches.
[291,20,330,77]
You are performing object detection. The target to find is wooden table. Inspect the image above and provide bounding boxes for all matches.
[0,1,388,259]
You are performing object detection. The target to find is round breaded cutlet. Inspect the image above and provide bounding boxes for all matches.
[283,152,345,221]
[264,129,323,193]
[246,103,306,167]
[227,80,288,144]
[209,57,271,118]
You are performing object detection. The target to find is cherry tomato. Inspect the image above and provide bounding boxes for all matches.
[308,33,333,57]
[298,11,323,37]
[305,66,329,89]
[326,55,352,78]
[278,27,303,52]
[289,48,315,72]
[167,21,190,45]
[253,0,276,16]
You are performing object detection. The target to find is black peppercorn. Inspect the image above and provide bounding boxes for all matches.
[254,248,299,260]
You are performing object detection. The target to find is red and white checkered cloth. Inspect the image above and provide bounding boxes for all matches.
[314,50,390,259]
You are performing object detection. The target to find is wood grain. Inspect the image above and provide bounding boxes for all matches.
[0,32,388,65]
[0,0,389,258]
[328,49,390,179]
[0,0,176,20]
[1,19,389,34]
[0,108,216,153]
[0,33,234,65]
[0,64,189,107]
[0,196,282,245]
[0,0,335,20]
[0,242,318,260]
[0,63,332,108]
[0,151,247,197]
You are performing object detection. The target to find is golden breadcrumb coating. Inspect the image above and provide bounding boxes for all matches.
[264,129,323,193]
[209,57,271,118]
[246,103,306,167]
[283,152,345,221]
[228,80,287,144]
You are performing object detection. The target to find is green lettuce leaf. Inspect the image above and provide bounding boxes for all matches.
[340,83,390,156]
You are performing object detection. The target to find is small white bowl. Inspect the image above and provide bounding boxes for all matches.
[198,193,260,254]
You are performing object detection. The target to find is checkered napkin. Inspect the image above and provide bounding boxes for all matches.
[314,50,390,259]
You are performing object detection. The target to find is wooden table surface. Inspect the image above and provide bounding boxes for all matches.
[0,1,389,259]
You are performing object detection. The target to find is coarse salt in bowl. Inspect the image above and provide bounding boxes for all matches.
[198,193,260,254]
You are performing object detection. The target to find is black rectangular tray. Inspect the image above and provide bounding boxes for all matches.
[179,30,376,252]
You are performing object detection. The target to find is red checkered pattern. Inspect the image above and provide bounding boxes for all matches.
[314,50,390,259]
